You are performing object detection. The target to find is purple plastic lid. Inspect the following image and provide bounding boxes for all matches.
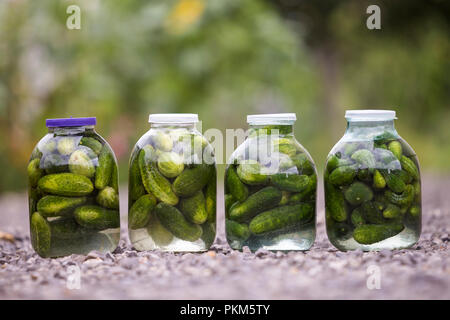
[46,117,97,128]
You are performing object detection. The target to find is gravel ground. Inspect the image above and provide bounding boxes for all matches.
[0,174,448,300]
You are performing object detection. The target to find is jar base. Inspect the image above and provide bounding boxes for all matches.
[330,226,420,251]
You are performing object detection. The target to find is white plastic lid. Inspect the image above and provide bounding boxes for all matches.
[345,110,397,121]
[148,113,199,124]
[247,113,297,125]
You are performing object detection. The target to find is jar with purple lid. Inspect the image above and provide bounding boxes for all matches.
[27,117,120,257]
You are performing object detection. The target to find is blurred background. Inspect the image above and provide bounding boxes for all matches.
[0,0,449,193]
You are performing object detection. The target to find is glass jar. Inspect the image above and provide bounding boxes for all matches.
[27,117,120,257]
[225,113,317,251]
[324,110,421,251]
[128,114,216,252]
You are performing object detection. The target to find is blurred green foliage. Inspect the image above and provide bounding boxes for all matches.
[0,0,449,192]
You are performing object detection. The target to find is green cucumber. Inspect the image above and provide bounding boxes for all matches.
[179,191,208,224]
[271,174,310,192]
[229,186,282,222]
[344,182,373,206]
[30,212,51,257]
[400,156,419,181]
[226,219,250,242]
[129,194,157,229]
[96,187,119,209]
[329,165,357,186]
[80,137,103,155]
[353,224,404,244]
[154,203,202,242]
[139,145,179,205]
[28,158,44,187]
[236,160,268,185]
[74,205,120,230]
[383,204,401,219]
[38,173,94,197]
[226,166,248,202]
[249,204,313,235]
[325,182,348,222]
[69,149,96,178]
[129,153,146,201]
[388,141,402,160]
[37,195,87,217]
[385,184,415,206]
[373,170,386,189]
[172,164,213,198]
[95,145,114,190]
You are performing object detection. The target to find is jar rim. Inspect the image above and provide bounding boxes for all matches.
[247,113,296,125]
[46,117,97,127]
[148,113,199,124]
[345,109,397,121]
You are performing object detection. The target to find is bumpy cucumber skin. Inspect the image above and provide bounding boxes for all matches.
[129,152,146,201]
[344,182,373,206]
[179,191,208,224]
[129,194,157,229]
[38,173,94,197]
[154,203,202,242]
[400,156,419,181]
[74,205,120,230]
[172,164,213,198]
[229,187,282,222]
[96,187,119,209]
[37,195,87,217]
[28,158,43,187]
[385,184,415,206]
[139,146,179,205]
[381,170,406,193]
[157,152,184,178]
[226,219,250,242]
[226,166,248,202]
[388,141,402,160]
[383,204,401,219]
[205,175,217,223]
[80,137,103,155]
[373,170,386,189]
[271,174,310,192]
[30,212,51,257]
[57,137,77,156]
[249,204,313,235]
[49,217,88,240]
[325,183,348,222]
[95,145,114,190]
[69,149,95,178]
[329,165,357,186]
[353,224,404,244]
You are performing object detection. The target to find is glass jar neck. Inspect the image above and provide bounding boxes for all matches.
[248,124,294,137]
[48,126,95,135]
[345,120,398,136]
